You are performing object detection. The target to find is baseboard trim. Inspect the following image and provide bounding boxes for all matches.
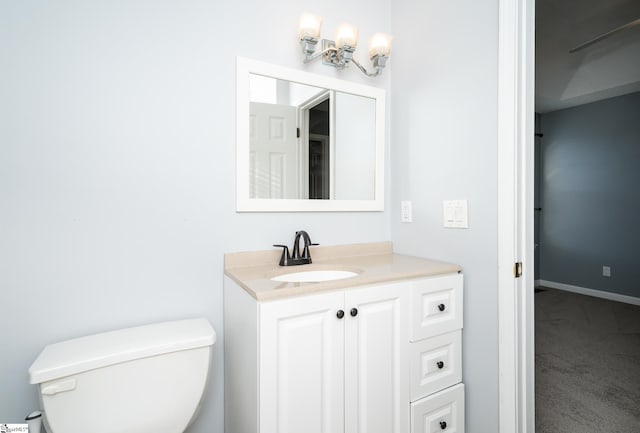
[535,280,640,306]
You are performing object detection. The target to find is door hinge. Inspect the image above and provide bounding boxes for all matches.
[514,262,523,278]
[296,127,300,138]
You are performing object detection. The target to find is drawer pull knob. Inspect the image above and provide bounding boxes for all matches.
[437,361,444,369]
[337,310,345,319]
[440,421,447,430]
[350,308,358,317]
[438,304,446,312]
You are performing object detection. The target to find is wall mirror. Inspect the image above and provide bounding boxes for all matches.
[236,57,385,211]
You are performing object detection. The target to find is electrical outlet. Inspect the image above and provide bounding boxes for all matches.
[401,201,412,223]
[602,266,611,277]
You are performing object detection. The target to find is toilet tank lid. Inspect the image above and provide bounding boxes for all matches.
[29,318,215,384]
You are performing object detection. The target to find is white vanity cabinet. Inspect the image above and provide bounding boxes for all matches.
[224,272,463,433]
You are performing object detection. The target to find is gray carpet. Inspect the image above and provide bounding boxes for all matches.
[535,288,640,433]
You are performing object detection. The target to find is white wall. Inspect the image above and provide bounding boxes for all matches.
[390,1,500,432]
[0,1,391,432]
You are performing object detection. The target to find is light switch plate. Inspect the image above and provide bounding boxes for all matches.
[443,200,468,228]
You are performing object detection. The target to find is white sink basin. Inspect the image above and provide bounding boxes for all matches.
[272,270,359,283]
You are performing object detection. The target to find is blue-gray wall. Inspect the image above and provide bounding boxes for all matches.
[539,92,640,298]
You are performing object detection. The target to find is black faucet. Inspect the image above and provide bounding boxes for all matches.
[273,230,319,266]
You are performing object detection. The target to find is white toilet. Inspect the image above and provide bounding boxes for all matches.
[28,318,215,433]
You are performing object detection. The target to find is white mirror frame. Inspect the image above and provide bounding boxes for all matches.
[236,57,385,212]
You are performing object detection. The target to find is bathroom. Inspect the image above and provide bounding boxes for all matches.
[0,1,500,433]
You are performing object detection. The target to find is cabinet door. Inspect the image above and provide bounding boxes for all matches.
[344,283,410,433]
[259,292,345,433]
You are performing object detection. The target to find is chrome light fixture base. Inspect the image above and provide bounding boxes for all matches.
[300,36,319,58]
[313,39,387,77]
[321,39,354,69]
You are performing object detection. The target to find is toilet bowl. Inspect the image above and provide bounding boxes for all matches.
[29,318,215,433]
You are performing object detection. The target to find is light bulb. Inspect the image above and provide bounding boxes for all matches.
[298,12,323,40]
[368,33,393,58]
[335,24,359,49]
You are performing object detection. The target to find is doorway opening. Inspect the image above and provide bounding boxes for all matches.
[307,99,330,200]
[532,0,640,431]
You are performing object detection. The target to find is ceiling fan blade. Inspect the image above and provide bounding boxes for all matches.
[569,17,640,53]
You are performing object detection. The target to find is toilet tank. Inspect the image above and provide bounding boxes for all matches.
[29,318,215,433]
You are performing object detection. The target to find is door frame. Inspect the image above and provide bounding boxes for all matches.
[497,0,535,432]
[299,90,333,199]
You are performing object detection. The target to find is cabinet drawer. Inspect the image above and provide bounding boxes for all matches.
[410,274,463,341]
[411,383,464,433]
[410,330,461,401]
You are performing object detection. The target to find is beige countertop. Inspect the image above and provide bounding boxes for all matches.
[224,242,462,301]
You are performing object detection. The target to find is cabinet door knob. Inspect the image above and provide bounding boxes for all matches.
[438,303,446,312]
[440,421,447,430]
[350,308,358,317]
[437,361,444,369]
[337,310,345,319]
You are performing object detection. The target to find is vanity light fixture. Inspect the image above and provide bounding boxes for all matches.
[298,12,392,77]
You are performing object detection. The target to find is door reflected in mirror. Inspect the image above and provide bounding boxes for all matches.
[249,74,376,201]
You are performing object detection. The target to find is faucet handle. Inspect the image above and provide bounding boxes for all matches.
[301,242,319,259]
[273,244,291,266]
